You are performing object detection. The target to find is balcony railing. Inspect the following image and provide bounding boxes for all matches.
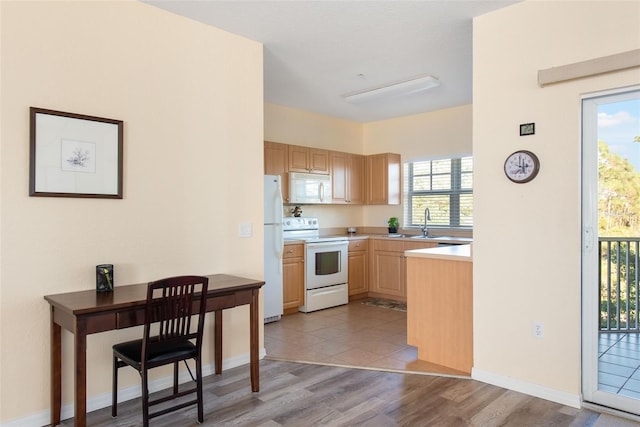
[600,237,640,332]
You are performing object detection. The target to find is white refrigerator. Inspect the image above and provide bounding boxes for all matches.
[264,175,284,322]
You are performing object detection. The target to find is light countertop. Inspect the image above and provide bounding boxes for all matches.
[283,234,472,245]
[404,244,472,262]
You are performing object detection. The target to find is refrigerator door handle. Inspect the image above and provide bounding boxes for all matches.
[275,223,284,273]
[274,177,284,271]
[275,179,284,220]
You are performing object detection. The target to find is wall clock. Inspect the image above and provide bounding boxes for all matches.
[504,150,540,183]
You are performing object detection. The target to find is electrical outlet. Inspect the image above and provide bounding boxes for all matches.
[533,321,544,338]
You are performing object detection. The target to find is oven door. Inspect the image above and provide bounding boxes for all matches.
[305,241,348,290]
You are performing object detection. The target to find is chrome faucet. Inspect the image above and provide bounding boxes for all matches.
[421,207,431,237]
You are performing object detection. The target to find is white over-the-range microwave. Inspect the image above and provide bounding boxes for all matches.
[289,172,332,204]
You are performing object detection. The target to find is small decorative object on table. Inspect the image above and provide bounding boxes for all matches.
[96,264,114,292]
[291,206,303,217]
[388,217,399,234]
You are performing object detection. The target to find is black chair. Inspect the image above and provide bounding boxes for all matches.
[112,275,209,426]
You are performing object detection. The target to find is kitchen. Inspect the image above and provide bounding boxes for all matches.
[262,129,473,375]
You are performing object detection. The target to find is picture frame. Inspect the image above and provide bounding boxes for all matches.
[29,107,123,198]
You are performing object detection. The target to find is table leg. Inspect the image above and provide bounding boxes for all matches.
[250,289,259,392]
[50,307,62,427]
[214,310,222,375]
[74,320,87,427]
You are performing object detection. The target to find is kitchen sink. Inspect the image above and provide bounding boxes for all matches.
[410,235,450,239]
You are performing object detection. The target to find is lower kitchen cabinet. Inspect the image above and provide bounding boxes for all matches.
[283,243,304,314]
[348,240,368,298]
[369,239,438,301]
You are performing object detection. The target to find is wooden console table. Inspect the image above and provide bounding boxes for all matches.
[44,274,264,427]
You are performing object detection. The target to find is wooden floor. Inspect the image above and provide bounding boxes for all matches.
[72,359,609,427]
[67,301,636,426]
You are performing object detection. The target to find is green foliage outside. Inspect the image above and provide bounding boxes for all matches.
[599,139,640,330]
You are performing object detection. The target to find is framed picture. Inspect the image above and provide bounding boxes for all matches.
[29,107,123,198]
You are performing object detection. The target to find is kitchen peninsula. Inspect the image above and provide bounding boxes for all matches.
[405,244,473,374]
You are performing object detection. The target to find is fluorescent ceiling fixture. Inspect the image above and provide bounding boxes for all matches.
[343,74,440,104]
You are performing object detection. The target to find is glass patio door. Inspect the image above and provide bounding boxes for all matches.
[582,87,640,415]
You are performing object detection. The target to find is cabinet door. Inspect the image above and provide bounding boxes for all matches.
[365,153,401,205]
[288,145,329,174]
[366,154,388,204]
[283,258,304,312]
[348,240,368,296]
[309,148,329,174]
[330,151,348,203]
[283,244,304,313]
[264,141,289,203]
[371,250,404,297]
[288,145,309,173]
[348,154,365,205]
[331,152,364,204]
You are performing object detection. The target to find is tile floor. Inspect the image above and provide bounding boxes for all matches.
[599,332,640,399]
[264,299,469,377]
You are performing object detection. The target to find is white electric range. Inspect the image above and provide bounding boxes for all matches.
[283,217,348,312]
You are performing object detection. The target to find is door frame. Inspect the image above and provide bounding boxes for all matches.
[581,85,640,414]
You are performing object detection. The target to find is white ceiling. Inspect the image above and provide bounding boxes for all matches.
[146,1,521,123]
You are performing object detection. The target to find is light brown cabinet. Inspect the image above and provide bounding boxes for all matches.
[365,153,401,205]
[265,142,399,206]
[288,145,329,174]
[347,240,368,298]
[282,243,304,314]
[264,141,289,203]
[369,239,438,301]
[330,152,365,204]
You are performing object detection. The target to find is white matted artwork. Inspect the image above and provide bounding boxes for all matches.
[60,139,96,173]
[29,107,123,198]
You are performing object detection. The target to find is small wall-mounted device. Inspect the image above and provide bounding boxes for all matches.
[520,122,535,136]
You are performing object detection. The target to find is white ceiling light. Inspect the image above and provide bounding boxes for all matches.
[342,74,440,104]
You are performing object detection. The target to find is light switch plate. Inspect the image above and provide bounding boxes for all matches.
[238,222,252,238]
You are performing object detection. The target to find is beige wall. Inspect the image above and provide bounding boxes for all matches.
[0,1,263,424]
[265,103,363,152]
[265,103,473,229]
[473,0,640,400]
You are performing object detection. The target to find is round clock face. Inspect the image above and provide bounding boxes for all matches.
[504,150,540,183]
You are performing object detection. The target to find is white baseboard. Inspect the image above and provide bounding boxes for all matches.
[1,348,266,427]
[472,367,581,409]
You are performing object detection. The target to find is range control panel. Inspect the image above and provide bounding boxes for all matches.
[283,217,319,231]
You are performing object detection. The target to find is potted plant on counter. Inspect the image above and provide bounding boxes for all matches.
[388,217,399,234]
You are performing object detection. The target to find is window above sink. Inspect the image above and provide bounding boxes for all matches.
[403,156,473,230]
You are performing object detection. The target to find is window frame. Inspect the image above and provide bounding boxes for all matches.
[404,156,473,229]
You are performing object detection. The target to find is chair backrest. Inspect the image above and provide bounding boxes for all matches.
[141,275,209,364]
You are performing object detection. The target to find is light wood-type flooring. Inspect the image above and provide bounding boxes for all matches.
[63,301,640,426]
[76,358,607,426]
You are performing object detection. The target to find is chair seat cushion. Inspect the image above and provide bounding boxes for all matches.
[113,338,196,366]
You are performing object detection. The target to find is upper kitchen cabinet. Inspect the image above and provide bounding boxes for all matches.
[264,141,289,203]
[330,151,364,205]
[288,145,330,174]
[365,153,401,205]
